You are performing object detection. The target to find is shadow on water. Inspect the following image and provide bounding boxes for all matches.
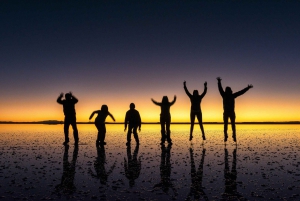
[88,145,116,185]
[153,144,177,198]
[54,145,78,196]
[124,144,142,187]
[222,148,247,201]
[187,147,208,200]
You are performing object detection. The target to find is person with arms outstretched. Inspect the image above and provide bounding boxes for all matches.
[89,105,115,146]
[184,81,207,141]
[124,103,141,146]
[57,92,79,145]
[217,77,253,142]
[151,96,176,144]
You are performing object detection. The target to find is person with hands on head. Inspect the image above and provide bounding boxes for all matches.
[151,95,176,145]
[124,103,142,146]
[57,91,79,145]
[217,77,253,143]
[89,105,115,146]
[183,81,207,141]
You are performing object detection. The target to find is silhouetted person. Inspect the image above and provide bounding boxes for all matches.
[124,144,141,187]
[89,105,115,146]
[186,147,208,200]
[151,96,176,144]
[54,144,78,196]
[184,81,207,141]
[88,145,116,185]
[124,103,141,146]
[57,92,79,145]
[222,148,246,200]
[153,144,177,197]
[217,77,253,142]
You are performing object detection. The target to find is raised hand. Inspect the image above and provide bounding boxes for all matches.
[59,93,64,98]
[183,81,186,85]
[204,82,207,87]
[217,77,222,81]
[248,84,253,88]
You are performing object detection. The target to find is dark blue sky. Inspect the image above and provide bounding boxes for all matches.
[1,1,300,121]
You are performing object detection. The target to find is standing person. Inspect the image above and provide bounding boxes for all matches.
[183,81,207,141]
[151,96,176,144]
[217,77,253,142]
[89,105,115,146]
[124,103,141,146]
[57,92,79,145]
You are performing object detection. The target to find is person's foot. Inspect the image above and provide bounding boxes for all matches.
[160,141,165,145]
[126,142,130,146]
[102,142,107,145]
[136,141,140,145]
[202,135,206,140]
[63,141,69,146]
[189,135,193,141]
[224,136,228,142]
[233,135,236,142]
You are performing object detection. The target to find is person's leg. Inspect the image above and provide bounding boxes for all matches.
[190,112,195,140]
[230,112,236,142]
[126,125,132,145]
[196,112,205,140]
[160,116,166,144]
[132,126,139,144]
[166,115,172,144]
[95,123,101,145]
[70,116,79,144]
[63,117,70,145]
[101,125,107,144]
[223,112,229,142]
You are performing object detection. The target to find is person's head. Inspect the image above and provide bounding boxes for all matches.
[65,93,71,100]
[130,103,135,109]
[225,87,232,95]
[162,96,169,104]
[101,105,108,113]
[193,90,199,96]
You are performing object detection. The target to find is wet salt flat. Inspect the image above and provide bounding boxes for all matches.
[0,124,299,200]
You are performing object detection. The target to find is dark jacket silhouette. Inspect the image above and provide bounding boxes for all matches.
[217,77,253,142]
[57,92,79,145]
[124,103,141,145]
[89,105,115,145]
[184,81,207,140]
[151,96,176,144]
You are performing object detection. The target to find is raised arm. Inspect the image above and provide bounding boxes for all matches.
[151,98,161,106]
[57,93,64,104]
[200,82,207,98]
[170,95,177,106]
[108,112,115,122]
[217,77,225,97]
[70,92,78,104]
[233,84,253,98]
[183,81,192,98]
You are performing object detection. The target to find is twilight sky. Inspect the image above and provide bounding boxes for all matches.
[1,1,300,122]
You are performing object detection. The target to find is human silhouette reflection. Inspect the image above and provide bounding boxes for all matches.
[222,148,246,200]
[186,147,208,200]
[124,144,141,187]
[88,145,116,185]
[153,144,177,197]
[57,92,79,145]
[183,81,207,141]
[151,96,176,144]
[217,77,253,142]
[55,145,78,195]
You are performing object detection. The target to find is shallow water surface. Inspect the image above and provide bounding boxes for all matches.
[0,124,299,200]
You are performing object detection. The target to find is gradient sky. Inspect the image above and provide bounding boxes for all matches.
[1,1,300,122]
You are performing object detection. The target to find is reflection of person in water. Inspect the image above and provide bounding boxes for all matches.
[222,148,246,200]
[153,144,177,197]
[217,77,253,142]
[55,145,78,195]
[124,144,141,187]
[124,103,141,146]
[88,145,116,185]
[186,147,208,201]
[183,81,207,141]
[57,92,79,145]
[89,105,115,146]
[151,96,176,144]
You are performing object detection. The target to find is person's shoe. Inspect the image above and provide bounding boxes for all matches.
[160,141,165,145]
[224,136,228,142]
[202,135,206,140]
[233,136,236,142]
[63,141,69,146]
[189,135,193,141]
